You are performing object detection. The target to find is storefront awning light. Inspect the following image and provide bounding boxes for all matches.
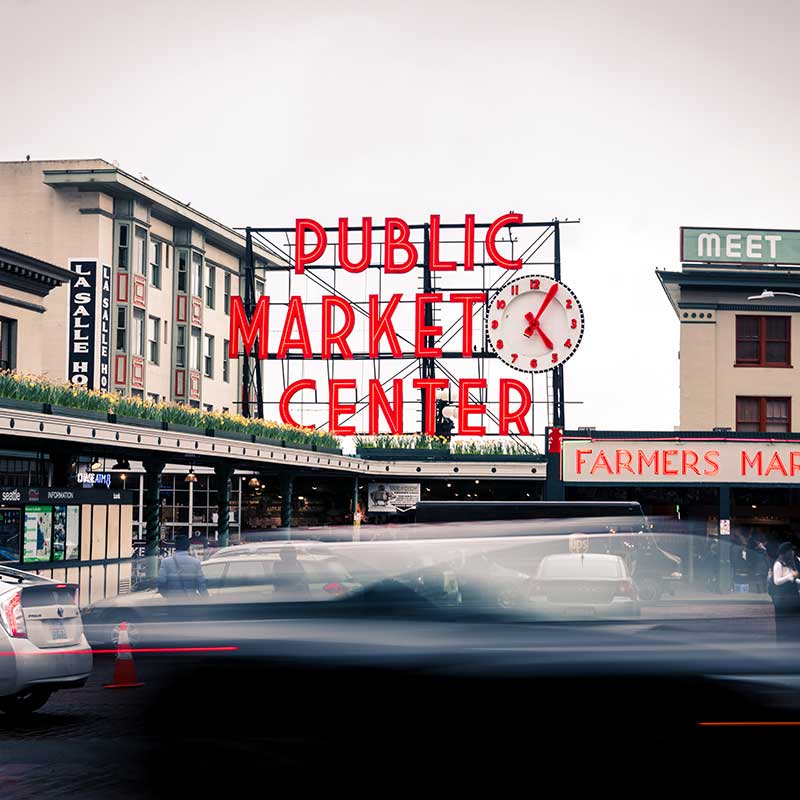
[185,467,197,484]
[111,459,130,471]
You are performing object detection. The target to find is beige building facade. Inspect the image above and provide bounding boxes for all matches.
[658,257,800,432]
[0,159,279,411]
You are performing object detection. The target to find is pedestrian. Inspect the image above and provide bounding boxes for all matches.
[770,541,800,642]
[157,535,208,598]
[746,532,769,594]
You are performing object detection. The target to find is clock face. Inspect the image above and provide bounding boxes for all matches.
[486,274,585,373]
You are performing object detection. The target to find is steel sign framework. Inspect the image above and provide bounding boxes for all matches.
[234,217,579,450]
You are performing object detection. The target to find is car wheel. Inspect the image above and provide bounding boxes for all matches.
[637,578,661,604]
[0,688,52,717]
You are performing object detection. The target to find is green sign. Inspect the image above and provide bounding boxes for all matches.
[23,505,52,562]
[681,227,800,265]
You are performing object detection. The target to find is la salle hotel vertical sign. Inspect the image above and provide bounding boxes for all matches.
[67,260,111,390]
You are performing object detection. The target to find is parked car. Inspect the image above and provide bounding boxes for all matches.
[0,565,93,715]
[529,553,640,618]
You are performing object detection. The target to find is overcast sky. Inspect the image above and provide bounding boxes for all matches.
[2,0,798,436]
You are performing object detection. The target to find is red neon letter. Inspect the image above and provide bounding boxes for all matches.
[279,379,316,429]
[321,295,355,359]
[430,214,456,271]
[369,294,403,358]
[413,378,449,435]
[338,217,372,273]
[368,379,403,435]
[464,214,475,271]
[384,217,418,273]
[295,218,327,275]
[576,449,593,474]
[703,450,720,476]
[450,292,486,357]
[485,213,523,270]
[229,296,269,359]
[458,378,487,436]
[741,451,762,476]
[329,379,357,436]
[415,293,443,358]
[277,296,312,358]
[499,379,531,435]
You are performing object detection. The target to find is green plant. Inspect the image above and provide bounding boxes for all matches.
[0,370,340,449]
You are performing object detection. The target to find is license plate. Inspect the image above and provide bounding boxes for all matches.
[50,621,67,640]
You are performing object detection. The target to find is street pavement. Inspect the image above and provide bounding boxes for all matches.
[0,593,781,799]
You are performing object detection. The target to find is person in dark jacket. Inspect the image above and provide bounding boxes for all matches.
[746,533,769,594]
[158,535,208,598]
[771,541,800,641]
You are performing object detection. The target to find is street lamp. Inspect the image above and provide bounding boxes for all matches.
[748,290,800,300]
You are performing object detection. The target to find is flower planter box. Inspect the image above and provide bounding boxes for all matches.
[112,414,164,429]
[48,405,108,422]
[356,448,450,461]
[212,429,255,443]
[254,436,284,448]
[314,446,343,455]
[286,441,314,452]
[450,454,545,462]
[166,422,205,436]
[0,397,47,414]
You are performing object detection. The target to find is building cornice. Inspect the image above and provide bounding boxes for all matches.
[43,167,284,266]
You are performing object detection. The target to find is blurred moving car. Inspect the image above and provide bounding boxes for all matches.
[0,566,92,715]
[83,545,364,645]
[530,553,640,618]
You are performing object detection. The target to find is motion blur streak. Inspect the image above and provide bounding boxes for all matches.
[0,646,239,656]
[699,722,800,727]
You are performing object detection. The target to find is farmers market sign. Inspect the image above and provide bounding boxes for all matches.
[563,439,800,484]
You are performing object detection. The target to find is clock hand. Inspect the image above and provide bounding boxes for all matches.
[532,283,559,322]
[522,312,554,349]
[536,327,554,350]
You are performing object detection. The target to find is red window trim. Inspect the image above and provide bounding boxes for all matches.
[735,396,791,432]
[735,315,791,367]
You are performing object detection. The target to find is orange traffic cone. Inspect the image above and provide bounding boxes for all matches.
[104,622,144,689]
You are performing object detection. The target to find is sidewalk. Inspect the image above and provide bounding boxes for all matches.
[659,589,772,606]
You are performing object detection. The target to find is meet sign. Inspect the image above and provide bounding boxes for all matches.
[681,226,800,265]
[563,439,800,485]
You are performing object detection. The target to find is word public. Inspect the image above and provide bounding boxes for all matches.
[294,213,525,274]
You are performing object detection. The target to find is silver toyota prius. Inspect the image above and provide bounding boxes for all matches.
[0,565,93,715]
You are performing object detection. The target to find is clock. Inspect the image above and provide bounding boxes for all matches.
[486,274,585,373]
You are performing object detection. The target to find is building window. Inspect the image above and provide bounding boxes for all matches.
[192,253,202,297]
[223,339,230,383]
[206,265,216,309]
[255,279,265,298]
[117,224,129,270]
[135,227,147,277]
[116,306,127,351]
[148,316,160,364]
[224,272,231,315]
[177,250,188,292]
[150,241,162,289]
[736,315,790,366]
[191,327,201,372]
[0,319,17,370]
[133,308,145,357]
[736,396,791,432]
[204,334,214,378]
[176,326,186,368]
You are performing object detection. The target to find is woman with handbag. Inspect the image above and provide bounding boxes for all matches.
[771,541,800,641]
